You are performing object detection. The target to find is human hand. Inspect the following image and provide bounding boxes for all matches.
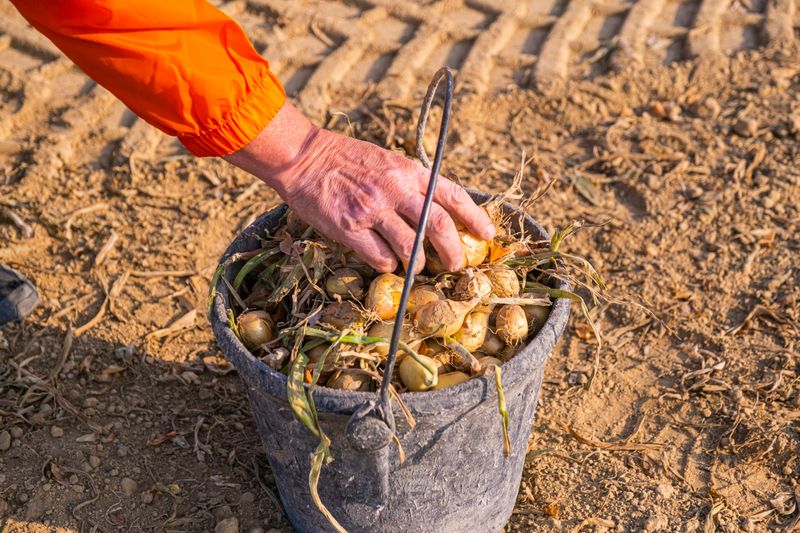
[224,103,495,273]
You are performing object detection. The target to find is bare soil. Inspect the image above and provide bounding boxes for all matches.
[1,1,799,532]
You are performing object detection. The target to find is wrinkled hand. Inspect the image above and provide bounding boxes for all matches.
[224,103,495,273]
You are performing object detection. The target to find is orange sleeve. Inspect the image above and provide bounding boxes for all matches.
[10,0,286,157]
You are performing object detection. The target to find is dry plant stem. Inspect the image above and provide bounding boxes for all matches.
[0,206,34,238]
[495,367,510,457]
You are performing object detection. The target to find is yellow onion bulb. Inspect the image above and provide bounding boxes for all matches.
[414,299,475,338]
[326,370,372,391]
[495,304,529,344]
[325,268,364,300]
[432,371,470,390]
[524,304,550,334]
[452,269,493,301]
[477,355,503,372]
[460,230,489,266]
[452,310,490,352]
[407,285,444,315]
[485,266,521,298]
[367,320,421,357]
[236,311,275,349]
[320,301,363,330]
[480,331,505,355]
[366,273,404,320]
[398,354,438,391]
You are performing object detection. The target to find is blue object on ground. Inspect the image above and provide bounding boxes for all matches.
[0,265,39,325]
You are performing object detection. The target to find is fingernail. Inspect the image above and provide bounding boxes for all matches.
[484,223,497,240]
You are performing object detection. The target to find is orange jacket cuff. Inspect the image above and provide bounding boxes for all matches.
[178,69,286,157]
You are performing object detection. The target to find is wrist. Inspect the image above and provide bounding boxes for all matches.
[223,102,319,195]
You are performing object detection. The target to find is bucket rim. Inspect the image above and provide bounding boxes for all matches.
[210,189,571,417]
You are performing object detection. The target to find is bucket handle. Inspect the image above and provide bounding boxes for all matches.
[347,68,455,459]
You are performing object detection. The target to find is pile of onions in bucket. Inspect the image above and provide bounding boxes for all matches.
[214,198,601,395]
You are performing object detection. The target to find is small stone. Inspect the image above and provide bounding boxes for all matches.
[88,455,101,469]
[239,492,256,506]
[18,492,29,503]
[696,97,721,119]
[214,505,233,521]
[215,517,239,533]
[733,118,758,137]
[248,528,265,533]
[76,433,96,443]
[655,483,674,499]
[9,427,23,439]
[141,490,154,504]
[649,101,667,119]
[50,426,64,438]
[783,465,793,475]
[0,430,11,451]
[68,474,79,485]
[120,477,138,497]
[117,445,128,457]
[645,513,668,531]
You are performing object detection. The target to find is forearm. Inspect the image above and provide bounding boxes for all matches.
[10,0,285,157]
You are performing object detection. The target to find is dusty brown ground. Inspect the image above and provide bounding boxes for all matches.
[2,0,800,532]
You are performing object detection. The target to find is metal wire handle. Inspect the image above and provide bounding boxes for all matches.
[377,67,455,432]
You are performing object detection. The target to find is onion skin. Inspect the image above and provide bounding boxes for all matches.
[495,304,529,344]
[367,320,421,357]
[399,354,438,391]
[453,310,490,352]
[432,371,470,390]
[307,343,331,363]
[452,270,493,301]
[325,268,364,300]
[485,266,521,298]
[366,273,404,320]
[414,299,475,337]
[460,231,489,266]
[320,301,363,329]
[407,285,444,315]
[326,371,372,391]
[236,311,275,349]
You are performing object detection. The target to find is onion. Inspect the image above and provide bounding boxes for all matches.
[407,285,443,315]
[495,304,528,344]
[414,299,475,337]
[523,304,550,334]
[367,320,421,357]
[320,301,363,329]
[477,355,503,372]
[452,310,490,352]
[398,354,438,391]
[432,371,470,390]
[424,231,489,274]
[452,269,493,301]
[480,331,505,355]
[236,311,275,349]
[325,268,364,300]
[307,343,331,364]
[485,266,521,298]
[460,230,489,266]
[366,273,404,320]
[421,339,447,357]
[326,370,371,391]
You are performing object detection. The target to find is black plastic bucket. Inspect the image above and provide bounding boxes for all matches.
[210,190,571,533]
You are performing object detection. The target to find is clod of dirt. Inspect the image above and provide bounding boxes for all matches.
[9,427,22,439]
[644,513,668,531]
[49,426,64,438]
[120,477,138,497]
[141,490,154,504]
[733,118,758,137]
[239,492,256,506]
[0,430,10,451]
[215,517,240,533]
[655,483,674,499]
[88,455,101,469]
